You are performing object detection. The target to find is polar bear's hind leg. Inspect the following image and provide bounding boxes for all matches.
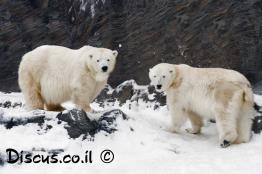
[19,72,44,110]
[235,101,253,143]
[214,85,243,147]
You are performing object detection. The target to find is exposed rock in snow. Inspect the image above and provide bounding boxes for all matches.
[57,109,128,139]
[252,103,262,133]
[95,80,166,110]
[0,112,47,129]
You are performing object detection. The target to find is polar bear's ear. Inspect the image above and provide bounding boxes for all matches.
[112,50,118,57]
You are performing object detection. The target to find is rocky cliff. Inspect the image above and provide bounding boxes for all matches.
[1,0,262,92]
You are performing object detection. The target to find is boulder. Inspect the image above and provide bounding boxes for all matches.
[57,109,128,139]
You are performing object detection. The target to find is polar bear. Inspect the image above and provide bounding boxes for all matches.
[149,63,255,147]
[18,45,118,112]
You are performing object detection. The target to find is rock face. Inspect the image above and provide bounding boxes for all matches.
[1,0,262,92]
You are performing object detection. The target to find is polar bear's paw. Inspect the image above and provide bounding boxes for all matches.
[186,128,201,134]
[220,140,231,148]
[219,131,238,148]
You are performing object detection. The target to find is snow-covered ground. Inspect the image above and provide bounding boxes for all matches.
[0,92,262,174]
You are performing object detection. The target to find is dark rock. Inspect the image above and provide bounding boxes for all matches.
[252,103,262,133]
[57,109,98,138]
[0,106,128,139]
[0,111,48,129]
[0,101,23,109]
[0,100,23,109]
[98,109,128,133]
[57,108,128,139]
[95,80,166,109]
[2,101,11,108]
[252,116,262,134]
[0,0,262,92]
[254,102,262,113]
[29,0,49,8]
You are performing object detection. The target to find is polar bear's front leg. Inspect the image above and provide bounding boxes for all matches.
[72,90,93,112]
[186,111,203,134]
[169,105,187,133]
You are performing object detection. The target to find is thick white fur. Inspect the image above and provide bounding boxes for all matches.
[18,45,118,112]
[149,63,255,146]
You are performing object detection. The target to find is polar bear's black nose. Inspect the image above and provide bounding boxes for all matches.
[102,66,108,72]
[156,84,162,89]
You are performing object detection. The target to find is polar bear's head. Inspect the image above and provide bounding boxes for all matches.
[149,63,176,92]
[83,46,118,81]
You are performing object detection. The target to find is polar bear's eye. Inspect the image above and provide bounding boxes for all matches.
[163,75,166,78]
[107,59,110,62]
[153,75,156,78]
[97,60,100,62]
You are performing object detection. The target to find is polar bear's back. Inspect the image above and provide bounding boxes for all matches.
[22,45,77,65]
[183,65,250,86]
[20,45,80,77]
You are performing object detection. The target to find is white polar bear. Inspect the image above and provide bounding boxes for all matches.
[149,63,255,147]
[18,45,118,112]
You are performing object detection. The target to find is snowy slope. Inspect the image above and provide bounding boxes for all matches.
[0,92,262,174]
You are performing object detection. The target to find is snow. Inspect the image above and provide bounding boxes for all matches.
[90,3,95,18]
[80,0,88,11]
[79,0,105,18]
[0,92,262,173]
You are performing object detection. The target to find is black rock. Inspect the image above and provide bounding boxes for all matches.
[0,112,48,129]
[254,102,262,114]
[252,116,262,134]
[57,109,98,138]
[0,101,23,109]
[57,108,128,139]
[98,109,128,133]
[252,103,262,134]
